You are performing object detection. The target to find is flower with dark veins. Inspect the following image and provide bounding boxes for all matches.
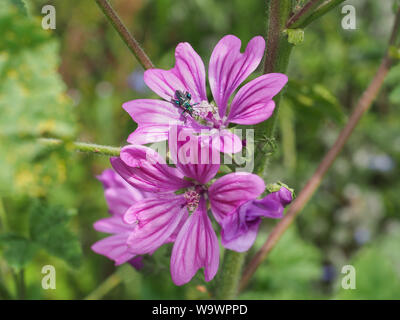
[123,34,288,153]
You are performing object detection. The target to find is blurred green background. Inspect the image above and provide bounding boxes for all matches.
[0,0,399,299]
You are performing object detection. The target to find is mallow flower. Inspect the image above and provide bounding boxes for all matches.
[92,169,162,269]
[220,185,293,252]
[110,131,265,285]
[123,34,288,153]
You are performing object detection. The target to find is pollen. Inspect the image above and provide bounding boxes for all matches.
[183,189,201,212]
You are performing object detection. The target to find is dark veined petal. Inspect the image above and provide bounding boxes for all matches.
[208,172,265,223]
[170,197,219,285]
[144,42,207,103]
[111,145,191,193]
[168,127,220,184]
[227,73,288,125]
[209,35,265,118]
[124,195,187,254]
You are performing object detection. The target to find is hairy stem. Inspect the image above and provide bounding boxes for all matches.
[214,251,245,300]
[254,0,294,174]
[39,138,121,157]
[95,0,154,70]
[215,0,294,300]
[240,7,400,291]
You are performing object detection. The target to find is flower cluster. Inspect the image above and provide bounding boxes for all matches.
[92,35,292,285]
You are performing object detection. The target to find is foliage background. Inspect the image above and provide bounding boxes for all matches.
[0,0,399,299]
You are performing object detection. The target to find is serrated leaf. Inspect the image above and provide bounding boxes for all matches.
[0,233,37,270]
[29,202,82,268]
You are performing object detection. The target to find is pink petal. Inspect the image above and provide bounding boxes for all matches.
[144,42,207,103]
[170,197,219,285]
[217,129,242,154]
[123,99,182,125]
[126,124,171,145]
[94,216,133,234]
[97,169,146,216]
[228,73,288,125]
[220,212,261,252]
[169,127,220,184]
[111,146,191,193]
[208,172,265,223]
[209,35,265,117]
[124,195,187,254]
[91,234,136,266]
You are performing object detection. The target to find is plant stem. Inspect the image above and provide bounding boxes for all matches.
[240,8,400,291]
[39,138,121,157]
[13,269,25,300]
[214,251,245,300]
[254,0,294,174]
[0,197,8,232]
[215,0,295,300]
[84,271,122,300]
[95,0,154,70]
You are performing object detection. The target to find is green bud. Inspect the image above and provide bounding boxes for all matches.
[266,181,295,198]
[286,29,304,45]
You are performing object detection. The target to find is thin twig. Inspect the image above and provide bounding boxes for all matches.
[84,272,122,300]
[240,8,400,292]
[286,0,324,29]
[297,0,347,28]
[39,138,121,157]
[95,0,154,70]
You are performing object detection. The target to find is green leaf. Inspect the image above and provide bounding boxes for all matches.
[29,202,82,268]
[0,2,77,197]
[0,233,37,270]
[9,0,29,15]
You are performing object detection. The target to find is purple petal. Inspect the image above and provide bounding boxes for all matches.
[170,197,219,285]
[208,172,265,223]
[169,127,220,184]
[97,169,145,216]
[220,207,261,252]
[144,42,207,103]
[209,35,265,117]
[228,73,288,125]
[123,99,182,125]
[217,129,242,154]
[220,186,293,252]
[94,216,133,234]
[124,195,187,254]
[111,146,191,193]
[126,124,171,145]
[128,256,144,270]
[91,234,136,266]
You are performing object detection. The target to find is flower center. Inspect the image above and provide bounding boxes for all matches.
[193,101,224,129]
[183,189,201,212]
